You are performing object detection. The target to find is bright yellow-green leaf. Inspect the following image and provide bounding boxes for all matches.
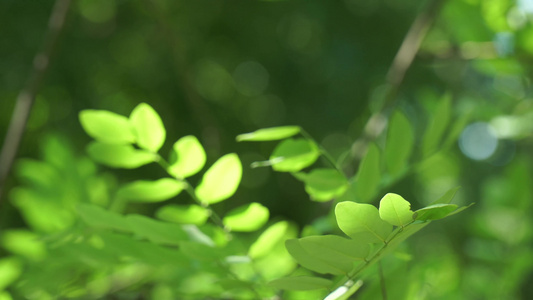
[0,291,13,300]
[268,276,332,291]
[117,178,185,202]
[379,193,414,227]
[269,138,320,172]
[79,110,135,144]
[248,221,289,259]
[168,135,206,178]
[236,126,301,141]
[195,153,242,204]
[385,111,414,176]
[355,143,381,202]
[129,103,166,152]
[1,230,46,261]
[0,257,22,291]
[87,142,155,168]
[335,201,392,243]
[223,202,269,232]
[155,204,210,225]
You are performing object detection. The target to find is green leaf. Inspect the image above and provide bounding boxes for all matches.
[285,239,351,274]
[0,291,13,300]
[155,204,210,225]
[76,203,131,232]
[79,110,135,144]
[1,230,46,261]
[168,135,206,178]
[179,241,224,261]
[87,142,155,168]
[415,204,458,221]
[126,215,189,245]
[223,202,269,232]
[268,276,332,291]
[117,178,185,202]
[431,186,461,205]
[129,103,166,152]
[195,153,242,204]
[248,221,289,259]
[299,235,369,262]
[0,257,22,291]
[355,143,381,202]
[422,93,452,156]
[298,169,348,202]
[269,138,320,172]
[236,126,301,141]
[379,193,414,227]
[385,111,414,176]
[335,201,392,243]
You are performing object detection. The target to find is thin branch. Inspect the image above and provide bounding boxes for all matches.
[0,0,71,204]
[347,0,447,169]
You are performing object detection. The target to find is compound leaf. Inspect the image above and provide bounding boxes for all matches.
[223,202,269,232]
[236,126,301,141]
[335,201,392,243]
[79,110,135,144]
[117,178,185,202]
[129,103,166,152]
[379,193,414,227]
[195,153,242,204]
[87,142,155,168]
[168,135,206,179]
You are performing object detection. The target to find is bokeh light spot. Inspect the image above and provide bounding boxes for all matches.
[459,122,498,161]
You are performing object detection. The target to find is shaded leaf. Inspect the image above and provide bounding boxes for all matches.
[415,204,458,221]
[117,178,185,202]
[379,193,414,227]
[129,103,166,152]
[179,241,224,261]
[269,138,320,172]
[422,93,452,156]
[268,276,332,291]
[385,111,414,176]
[236,126,300,141]
[168,135,206,178]
[79,110,135,144]
[248,221,289,259]
[298,169,348,202]
[285,239,351,274]
[223,202,269,232]
[126,215,189,245]
[195,154,242,204]
[87,142,155,168]
[299,235,369,262]
[431,186,461,205]
[335,201,392,243]
[355,143,381,202]
[76,203,131,232]
[156,204,210,225]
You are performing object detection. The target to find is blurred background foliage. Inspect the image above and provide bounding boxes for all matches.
[2,0,533,299]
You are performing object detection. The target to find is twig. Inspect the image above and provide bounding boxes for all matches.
[347,0,447,169]
[0,0,71,204]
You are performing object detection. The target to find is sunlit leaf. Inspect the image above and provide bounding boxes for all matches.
[195,153,242,204]
[156,204,210,225]
[236,126,301,141]
[285,239,351,274]
[415,204,458,221]
[168,135,206,178]
[422,93,451,156]
[129,103,166,152]
[379,193,414,227]
[223,202,269,232]
[431,186,461,205]
[269,138,320,172]
[76,203,131,232]
[268,276,332,290]
[0,257,22,291]
[0,291,13,300]
[1,230,46,261]
[248,221,289,259]
[79,110,135,144]
[87,142,155,168]
[335,201,392,243]
[298,168,348,202]
[355,143,381,202]
[299,235,369,262]
[126,214,189,245]
[117,178,185,202]
[385,111,414,176]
